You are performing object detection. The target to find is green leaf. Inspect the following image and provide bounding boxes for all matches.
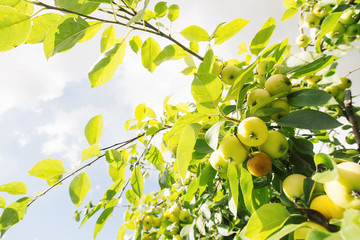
[287,89,333,107]
[81,144,102,162]
[191,73,223,114]
[141,37,161,72]
[105,150,127,182]
[78,21,104,43]
[80,202,104,227]
[0,0,22,7]
[214,18,249,45]
[125,189,139,205]
[175,123,201,180]
[199,161,217,195]
[280,51,339,78]
[0,197,31,237]
[43,14,90,59]
[240,163,256,214]
[28,158,66,180]
[205,121,225,150]
[167,4,179,21]
[267,223,305,240]
[55,0,99,15]
[89,38,127,87]
[153,44,187,66]
[129,36,142,53]
[154,1,167,18]
[181,25,209,42]
[0,182,27,195]
[130,167,144,197]
[94,198,118,239]
[0,6,31,51]
[69,172,91,207]
[250,17,276,55]
[281,8,298,22]
[0,197,5,208]
[103,179,124,200]
[238,41,247,55]
[227,164,239,212]
[244,203,290,240]
[184,177,200,204]
[84,114,103,145]
[277,109,342,130]
[100,25,116,53]
[312,153,339,183]
[198,49,215,74]
[315,12,342,53]
[145,145,165,165]
[340,209,360,240]
[26,13,62,44]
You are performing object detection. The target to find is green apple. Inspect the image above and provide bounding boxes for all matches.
[209,150,228,173]
[339,7,359,25]
[337,77,352,90]
[283,173,306,200]
[269,99,291,120]
[324,85,339,97]
[152,216,161,228]
[265,74,292,96]
[259,130,288,159]
[345,23,359,37]
[293,221,329,240]
[296,34,311,48]
[254,74,266,87]
[169,203,181,216]
[304,13,321,28]
[344,35,357,43]
[313,3,331,18]
[179,209,193,223]
[220,65,241,85]
[327,22,345,38]
[256,59,270,75]
[247,88,271,108]
[219,135,249,165]
[247,152,272,177]
[143,214,154,231]
[324,161,360,209]
[273,63,282,74]
[310,194,344,220]
[237,117,269,146]
[346,132,356,145]
[335,90,345,103]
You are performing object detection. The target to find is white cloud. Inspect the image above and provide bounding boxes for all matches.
[13,131,31,147]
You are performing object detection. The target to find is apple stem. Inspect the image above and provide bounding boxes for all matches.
[351,190,360,199]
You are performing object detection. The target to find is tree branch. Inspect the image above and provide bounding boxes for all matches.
[343,89,360,151]
[343,66,360,78]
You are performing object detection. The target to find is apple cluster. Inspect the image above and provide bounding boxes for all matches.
[298,2,360,49]
[209,116,289,178]
[283,161,360,238]
[140,203,192,240]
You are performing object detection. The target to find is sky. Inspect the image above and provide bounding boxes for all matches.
[0,1,359,240]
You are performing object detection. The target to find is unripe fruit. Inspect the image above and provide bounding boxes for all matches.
[219,136,249,165]
[327,22,345,38]
[237,117,268,146]
[259,130,289,159]
[324,85,339,98]
[269,99,291,120]
[310,194,344,220]
[295,34,311,48]
[265,74,292,96]
[293,222,329,240]
[345,23,359,37]
[152,217,161,228]
[209,150,228,173]
[179,209,193,223]
[339,7,359,25]
[337,77,352,90]
[247,88,271,108]
[304,13,321,28]
[283,174,306,200]
[257,59,270,75]
[143,215,154,231]
[247,152,272,177]
[313,4,331,18]
[220,65,241,85]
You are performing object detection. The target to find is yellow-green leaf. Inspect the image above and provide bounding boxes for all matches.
[250,17,276,55]
[130,166,144,197]
[0,6,31,51]
[69,172,91,207]
[26,13,62,44]
[215,18,249,45]
[101,25,116,53]
[55,0,99,15]
[167,4,179,21]
[129,35,142,53]
[89,38,127,87]
[94,198,118,239]
[0,182,27,195]
[238,41,247,55]
[28,158,66,180]
[0,197,5,208]
[84,114,103,145]
[281,8,298,22]
[154,44,187,66]
[154,1,167,18]
[81,144,102,162]
[181,25,209,42]
[141,37,161,72]
[78,21,104,43]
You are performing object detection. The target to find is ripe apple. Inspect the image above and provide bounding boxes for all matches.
[143,214,154,231]
[209,150,228,173]
[310,194,344,220]
[265,74,292,96]
[259,130,289,159]
[324,161,360,209]
[312,4,331,18]
[345,23,359,37]
[283,173,306,200]
[293,221,329,240]
[269,99,291,120]
[219,135,249,165]
[324,85,339,98]
[237,117,269,146]
[220,65,241,85]
[247,152,272,177]
[327,22,345,38]
[179,209,193,223]
[339,7,359,25]
[256,59,270,76]
[304,13,321,28]
[337,77,352,90]
[247,88,271,108]
[296,34,311,48]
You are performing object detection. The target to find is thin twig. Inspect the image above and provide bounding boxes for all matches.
[343,66,360,78]
[343,89,360,151]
